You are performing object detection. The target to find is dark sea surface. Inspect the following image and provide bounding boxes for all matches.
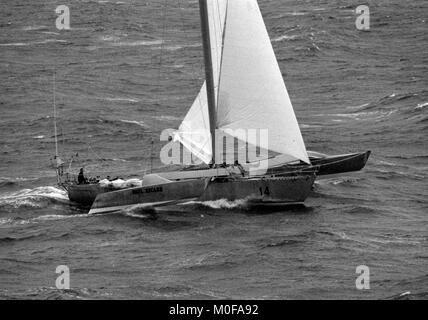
[0,0,427,299]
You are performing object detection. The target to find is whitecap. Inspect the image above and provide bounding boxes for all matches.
[100,35,122,42]
[0,177,36,182]
[331,109,397,121]
[0,39,67,47]
[33,214,89,222]
[22,25,48,31]
[0,186,69,209]
[0,42,27,47]
[153,115,181,122]
[315,176,361,186]
[272,34,297,42]
[0,218,14,226]
[41,31,60,35]
[415,102,428,110]
[335,232,381,248]
[121,204,156,218]
[0,186,68,201]
[346,102,370,110]
[13,214,91,226]
[110,40,164,47]
[182,198,249,210]
[286,12,306,16]
[119,119,148,128]
[163,43,201,51]
[300,124,321,128]
[105,97,139,103]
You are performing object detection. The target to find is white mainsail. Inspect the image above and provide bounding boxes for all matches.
[208,0,227,100]
[175,0,310,165]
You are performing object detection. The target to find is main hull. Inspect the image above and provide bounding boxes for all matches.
[89,174,316,214]
[66,151,370,207]
[89,179,208,214]
[67,184,111,206]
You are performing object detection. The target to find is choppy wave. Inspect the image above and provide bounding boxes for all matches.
[315,176,363,186]
[272,34,298,42]
[168,251,240,273]
[152,115,182,122]
[111,40,164,47]
[22,25,48,31]
[183,198,250,210]
[284,12,307,16]
[120,204,157,218]
[0,231,71,243]
[387,154,428,160]
[367,168,426,180]
[0,186,68,210]
[259,237,304,248]
[162,43,201,51]
[0,214,90,226]
[344,205,381,215]
[385,291,428,300]
[100,34,124,42]
[330,109,398,122]
[332,92,427,123]
[104,97,140,103]
[0,286,110,300]
[0,39,68,46]
[415,102,428,110]
[0,177,36,188]
[119,119,148,128]
[89,38,164,50]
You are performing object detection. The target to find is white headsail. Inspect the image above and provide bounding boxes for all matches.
[174,82,212,164]
[175,0,310,165]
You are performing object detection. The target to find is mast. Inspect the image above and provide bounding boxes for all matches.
[199,0,217,164]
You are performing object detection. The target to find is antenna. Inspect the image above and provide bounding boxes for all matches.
[53,69,63,185]
[150,137,154,174]
[53,70,59,159]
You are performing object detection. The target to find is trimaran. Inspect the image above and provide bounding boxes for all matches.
[54,0,370,212]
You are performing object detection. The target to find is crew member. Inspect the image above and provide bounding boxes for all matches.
[234,160,245,177]
[78,168,86,184]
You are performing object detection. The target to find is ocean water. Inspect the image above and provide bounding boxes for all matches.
[0,0,427,299]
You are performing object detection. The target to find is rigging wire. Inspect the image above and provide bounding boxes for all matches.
[53,69,58,159]
[156,0,169,96]
[149,0,169,171]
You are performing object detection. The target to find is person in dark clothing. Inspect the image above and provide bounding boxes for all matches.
[78,168,86,184]
[234,160,245,177]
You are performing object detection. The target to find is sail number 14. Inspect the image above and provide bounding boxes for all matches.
[259,187,270,196]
